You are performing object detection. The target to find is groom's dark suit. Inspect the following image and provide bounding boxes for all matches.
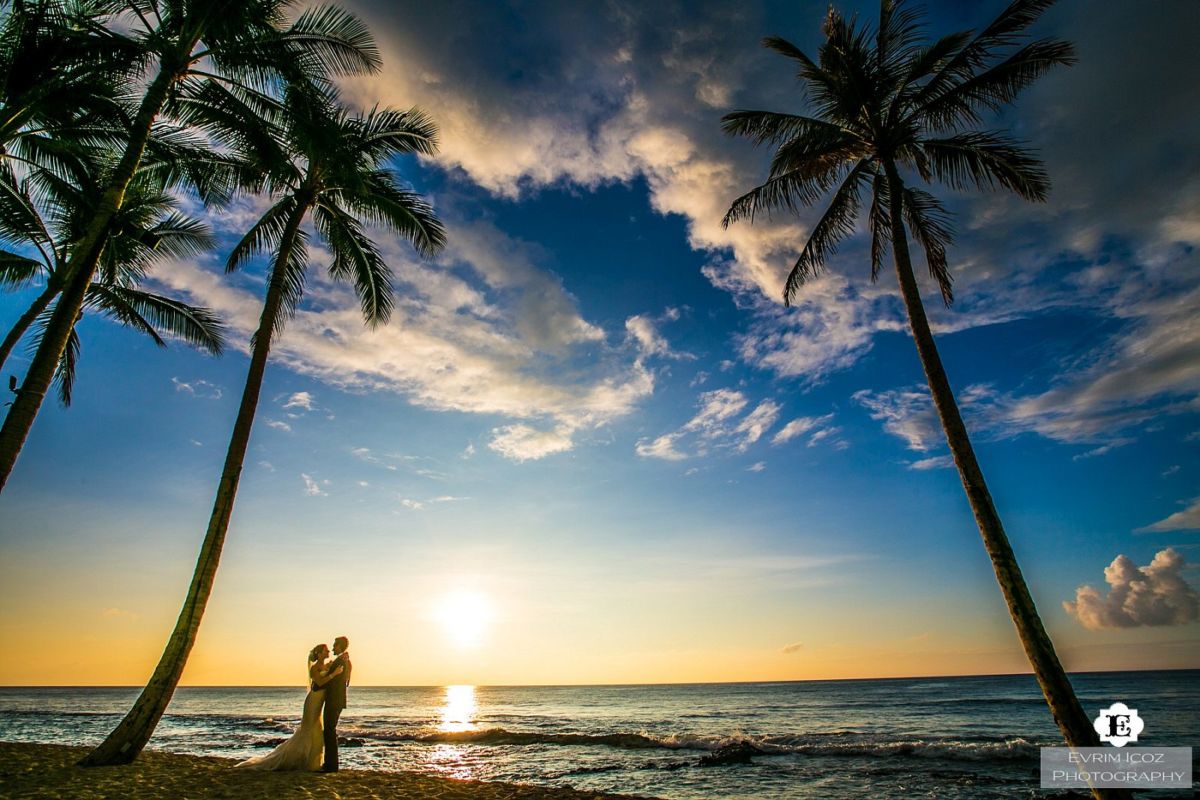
[322,652,350,771]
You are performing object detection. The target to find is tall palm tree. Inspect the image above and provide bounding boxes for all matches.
[0,155,223,400]
[82,84,446,766]
[0,0,383,492]
[721,2,1121,796]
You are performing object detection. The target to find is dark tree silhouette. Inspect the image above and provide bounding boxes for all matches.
[722,4,1123,798]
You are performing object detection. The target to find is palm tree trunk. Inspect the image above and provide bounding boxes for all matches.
[882,162,1124,800]
[0,55,183,493]
[0,283,57,376]
[79,202,309,767]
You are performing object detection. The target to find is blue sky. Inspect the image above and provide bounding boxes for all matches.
[0,0,1197,684]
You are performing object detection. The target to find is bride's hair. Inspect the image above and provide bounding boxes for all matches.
[308,643,326,664]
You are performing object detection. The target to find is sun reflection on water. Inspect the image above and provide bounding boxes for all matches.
[439,684,478,733]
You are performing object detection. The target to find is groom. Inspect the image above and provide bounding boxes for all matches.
[321,635,352,773]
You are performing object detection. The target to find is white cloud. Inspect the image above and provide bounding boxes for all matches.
[909,455,954,471]
[266,419,292,433]
[771,414,835,447]
[282,391,315,411]
[400,498,425,510]
[171,377,222,400]
[781,642,803,654]
[625,312,691,360]
[747,461,766,473]
[1064,548,1199,629]
[1137,497,1200,533]
[635,432,687,461]
[488,424,575,462]
[155,218,656,462]
[854,388,943,452]
[301,473,326,497]
[733,400,781,451]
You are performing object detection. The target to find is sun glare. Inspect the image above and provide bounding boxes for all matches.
[434,589,495,647]
[439,684,479,732]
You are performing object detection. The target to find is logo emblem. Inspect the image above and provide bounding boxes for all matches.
[1093,702,1143,747]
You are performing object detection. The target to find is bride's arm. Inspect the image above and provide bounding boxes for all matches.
[311,661,344,688]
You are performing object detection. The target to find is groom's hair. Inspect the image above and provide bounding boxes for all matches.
[334,636,349,651]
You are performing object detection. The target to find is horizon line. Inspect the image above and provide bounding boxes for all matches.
[4,666,1196,690]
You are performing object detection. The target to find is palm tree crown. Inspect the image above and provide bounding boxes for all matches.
[228,83,445,338]
[722,0,1075,305]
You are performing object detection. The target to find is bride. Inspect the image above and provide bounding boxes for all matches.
[235,643,345,771]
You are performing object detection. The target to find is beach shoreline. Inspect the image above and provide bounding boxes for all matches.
[0,742,656,800]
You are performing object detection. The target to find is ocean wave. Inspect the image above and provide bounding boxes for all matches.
[335,725,1040,763]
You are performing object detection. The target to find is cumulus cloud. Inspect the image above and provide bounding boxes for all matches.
[1064,548,1199,630]
[1137,497,1200,533]
[488,424,575,462]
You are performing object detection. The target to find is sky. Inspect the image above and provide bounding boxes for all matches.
[0,0,1197,687]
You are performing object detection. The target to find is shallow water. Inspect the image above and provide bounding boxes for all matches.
[1,671,1196,798]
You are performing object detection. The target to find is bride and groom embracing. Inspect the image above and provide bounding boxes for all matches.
[236,636,352,772]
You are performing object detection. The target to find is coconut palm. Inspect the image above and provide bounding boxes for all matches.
[0,0,383,492]
[0,156,223,402]
[82,84,445,765]
[0,0,136,166]
[721,1,1119,794]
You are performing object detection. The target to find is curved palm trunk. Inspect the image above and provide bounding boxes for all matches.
[0,283,56,376]
[882,163,1124,800]
[0,58,182,493]
[80,205,308,766]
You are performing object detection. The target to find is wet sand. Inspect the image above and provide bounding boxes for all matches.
[0,742,653,800]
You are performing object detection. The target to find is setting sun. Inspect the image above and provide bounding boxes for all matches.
[433,590,495,647]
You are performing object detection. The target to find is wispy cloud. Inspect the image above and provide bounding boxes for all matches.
[1137,497,1200,533]
[301,473,327,497]
[171,377,222,400]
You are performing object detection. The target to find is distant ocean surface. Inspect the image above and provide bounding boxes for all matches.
[1,671,1196,798]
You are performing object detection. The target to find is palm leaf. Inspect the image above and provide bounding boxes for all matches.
[784,160,871,305]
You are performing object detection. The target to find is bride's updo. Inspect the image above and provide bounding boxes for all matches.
[308,643,326,664]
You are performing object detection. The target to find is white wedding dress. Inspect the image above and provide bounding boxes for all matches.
[235,686,325,771]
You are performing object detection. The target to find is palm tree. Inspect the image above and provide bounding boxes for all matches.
[0,155,223,400]
[721,2,1121,796]
[81,84,446,766]
[0,0,383,492]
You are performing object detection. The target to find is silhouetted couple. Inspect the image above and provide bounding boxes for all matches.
[235,636,352,772]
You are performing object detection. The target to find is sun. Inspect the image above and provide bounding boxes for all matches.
[433,589,495,647]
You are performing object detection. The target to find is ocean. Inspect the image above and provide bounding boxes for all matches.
[0,671,1196,798]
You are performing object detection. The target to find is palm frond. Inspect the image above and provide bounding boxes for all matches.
[920,131,1048,200]
[313,201,393,326]
[346,171,446,259]
[86,283,226,354]
[784,160,871,305]
[901,186,955,304]
[53,325,80,407]
[0,250,46,287]
[721,110,852,148]
[352,106,439,162]
[226,195,296,272]
[917,38,1075,129]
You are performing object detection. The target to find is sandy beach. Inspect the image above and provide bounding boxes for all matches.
[0,742,653,800]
